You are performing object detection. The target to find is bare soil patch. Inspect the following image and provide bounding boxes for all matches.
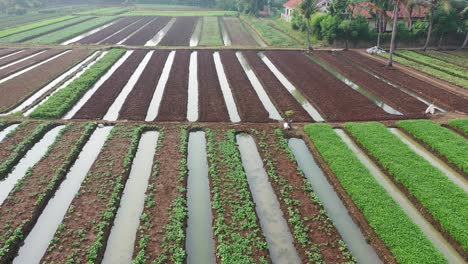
[0,48,44,67]
[123,16,171,46]
[102,17,153,45]
[0,49,63,79]
[223,17,257,46]
[77,17,138,44]
[158,17,197,46]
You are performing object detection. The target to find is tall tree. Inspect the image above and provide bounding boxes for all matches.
[387,0,400,66]
[370,0,390,47]
[421,0,451,50]
[300,0,318,50]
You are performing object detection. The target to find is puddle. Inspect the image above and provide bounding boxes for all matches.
[288,138,381,263]
[0,125,64,205]
[0,50,71,85]
[145,18,176,46]
[14,126,112,264]
[213,52,240,122]
[23,51,106,116]
[236,52,282,120]
[97,18,144,44]
[145,51,175,121]
[0,49,25,60]
[389,128,468,192]
[219,18,231,46]
[117,18,157,45]
[237,134,301,264]
[189,18,202,47]
[64,50,133,119]
[258,52,324,122]
[103,51,153,121]
[62,21,117,45]
[0,50,47,70]
[306,54,402,115]
[335,129,465,263]
[187,51,198,122]
[0,124,19,143]
[186,131,215,264]
[102,131,159,264]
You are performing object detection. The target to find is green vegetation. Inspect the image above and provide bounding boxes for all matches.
[241,16,299,47]
[345,122,468,251]
[448,118,468,134]
[304,124,446,263]
[397,120,468,173]
[122,10,236,16]
[28,16,117,44]
[30,49,125,119]
[78,7,129,16]
[0,14,64,29]
[198,17,223,46]
[0,16,91,43]
[417,50,468,68]
[0,15,74,39]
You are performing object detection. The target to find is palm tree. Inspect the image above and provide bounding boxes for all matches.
[421,0,450,51]
[300,0,318,50]
[370,0,390,48]
[387,0,400,67]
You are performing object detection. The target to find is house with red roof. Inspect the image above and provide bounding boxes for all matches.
[281,0,331,21]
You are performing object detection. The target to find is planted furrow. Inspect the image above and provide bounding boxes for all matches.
[0,49,63,80]
[158,17,198,46]
[0,123,19,143]
[448,118,468,136]
[0,49,42,67]
[222,17,257,46]
[102,17,153,45]
[77,17,136,44]
[0,122,96,262]
[123,16,171,46]
[41,125,141,263]
[156,50,190,121]
[73,50,147,119]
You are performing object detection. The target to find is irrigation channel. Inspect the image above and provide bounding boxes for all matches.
[102,131,159,263]
[288,138,382,263]
[190,19,202,47]
[0,49,25,60]
[258,52,324,122]
[389,128,468,192]
[236,134,301,264]
[0,125,64,205]
[0,123,19,143]
[118,18,157,45]
[0,50,47,71]
[187,52,198,122]
[97,18,144,44]
[219,18,231,46]
[62,21,117,45]
[14,126,113,264]
[145,18,176,46]
[335,129,465,263]
[213,52,241,122]
[186,131,216,264]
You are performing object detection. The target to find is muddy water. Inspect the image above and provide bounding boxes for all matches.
[186,131,215,264]
[145,18,176,46]
[258,52,324,122]
[307,55,402,115]
[389,128,468,192]
[213,52,240,122]
[23,51,106,116]
[97,18,144,44]
[0,50,47,70]
[0,49,25,60]
[145,51,175,121]
[335,129,465,263]
[189,18,202,47]
[64,50,133,119]
[0,50,71,85]
[14,126,112,264]
[0,125,64,205]
[0,124,19,143]
[237,134,301,264]
[219,18,231,46]
[288,138,381,263]
[104,51,153,121]
[62,21,117,45]
[236,52,282,121]
[118,18,157,45]
[102,131,159,264]
[187,51,198,122]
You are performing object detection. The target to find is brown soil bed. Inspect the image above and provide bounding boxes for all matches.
[0,49,64,79]
[0,49,90,113]
[220,51,270,122]
[119,50,170,120]
[102,17,153,45]
[0,48,44,67]
[0,48,21,58]
[198,50,230,122]
[41,125,137,263]
[265,50,400,122]
[73,49,147,119]
[123,16,171,46]
[0,122,39,165]
[223,17,258,46]
[158,17,197,46]
[156,50,190,121]
[0,123,92,263]
[77,17,137,44]
[243,51,312,122]
[340,51,468,113]
[313,51,428,117]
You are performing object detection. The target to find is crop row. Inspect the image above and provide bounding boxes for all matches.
[198,17,223,46]
[448,118,468,135]
[345,122,468,252]
[397,120,468,174]
[0,15,75,39]
[241,16,299,47]
[418,50,468,68]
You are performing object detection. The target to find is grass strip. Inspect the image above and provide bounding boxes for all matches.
[417,50,468,68]
[448,118,468,135]
[397,120,468,174]
[241,16,299,47]
[198,17,223,46]
[30,49,125,119]
[0,15,74,39]
[345,122,468,251]
[122,11,237,16]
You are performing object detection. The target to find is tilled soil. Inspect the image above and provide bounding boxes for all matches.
[0,49,90,113]
[220,51,270,122]
[223,17,258,46]
[156,50,190,121]
[0,122,39,165]
[0,48,44,67]
[101,17,154,45]
[0,49,64,79]
[0,48,20,57]
[41,125,136,263]
[340,51,468,113]
[243,51,313,122]
[123,16,171,46]
[158,17,197,46]
[73,49,147,119]
[77,17,137,44]
[198,50,230,122]
[266,50,400,122]
[119,50,170,120]
[313,51,428,117]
